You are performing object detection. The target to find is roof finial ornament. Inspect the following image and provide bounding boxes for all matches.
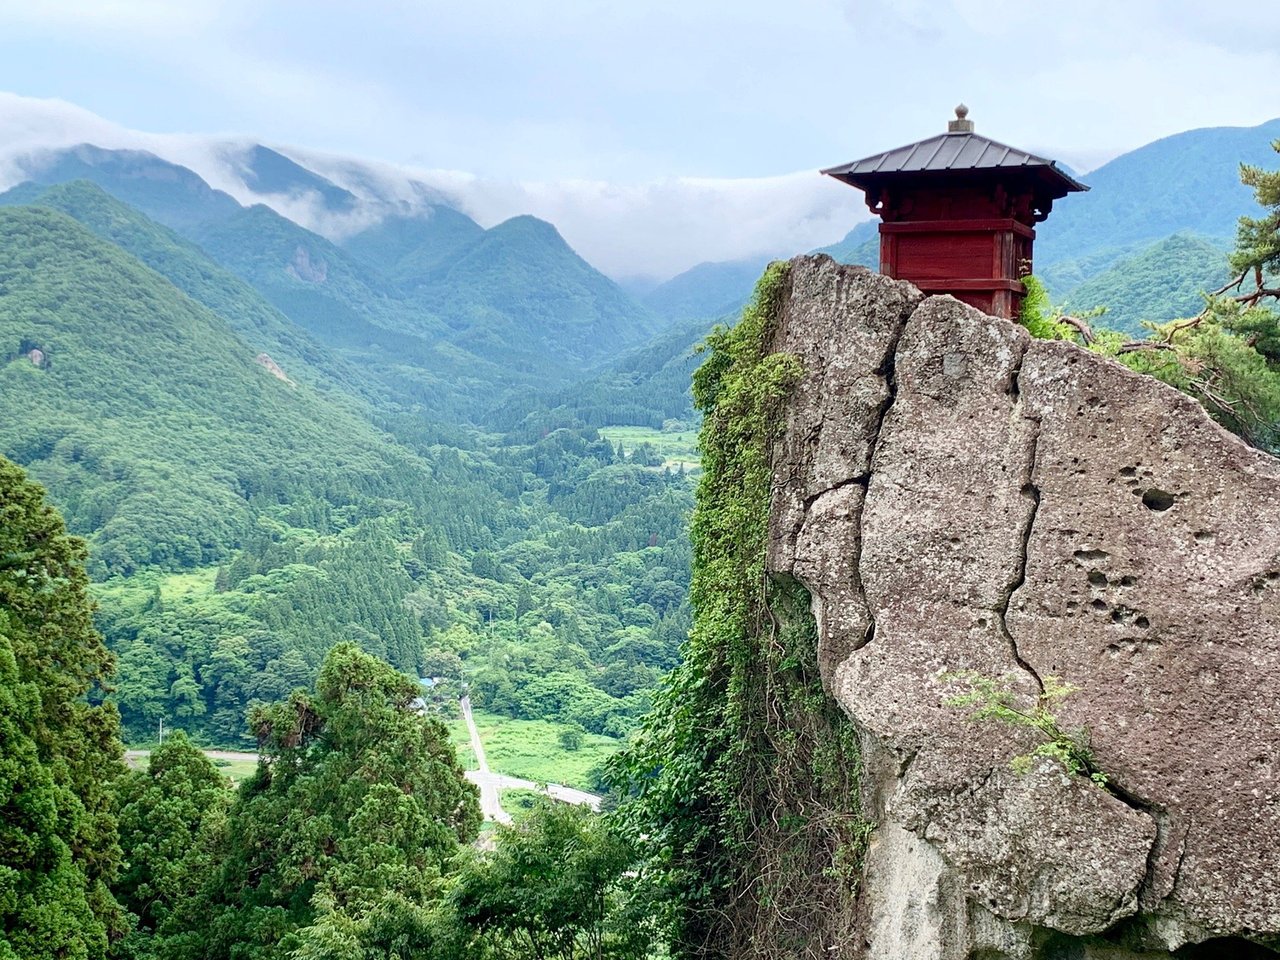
[948,103,974,134]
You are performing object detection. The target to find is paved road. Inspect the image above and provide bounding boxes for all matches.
[460,694,512,824]
[460,696,603,823]
[126,705,604,823]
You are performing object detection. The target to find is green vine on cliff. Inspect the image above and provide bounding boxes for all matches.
[609,262,870,959]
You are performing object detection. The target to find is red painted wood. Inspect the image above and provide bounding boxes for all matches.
[870,171,1043,317]
[880,218,1035,239]
[912,279,1025,293]
[896,234,991,281]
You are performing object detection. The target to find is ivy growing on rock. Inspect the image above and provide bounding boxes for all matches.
[610,263,870,959]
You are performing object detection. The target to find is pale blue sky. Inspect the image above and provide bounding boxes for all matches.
[2,1,1276,178]
[0,0,1276,276]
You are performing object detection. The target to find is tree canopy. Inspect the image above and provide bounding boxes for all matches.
[158,643,480,960]
[0,457,125,959]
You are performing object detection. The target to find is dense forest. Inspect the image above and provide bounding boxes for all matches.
[1,459,652,957]
[0,187,696,755]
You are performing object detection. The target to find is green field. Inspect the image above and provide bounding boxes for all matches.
[443,711,478,770]
[451,709,619,791]
[598,425,700,471]
[209,756,260,785]
[125,750,259,787]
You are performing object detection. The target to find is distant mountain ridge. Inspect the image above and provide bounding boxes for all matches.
[1036,118,1280,272]
[648,117,1280,332]
[0,179,372,398]
[0,204,436,573]
[16,143,243,231]
[640,258,770,325]
[2,142,666,414]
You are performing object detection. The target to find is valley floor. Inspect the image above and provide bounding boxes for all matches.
[124,700,605,824]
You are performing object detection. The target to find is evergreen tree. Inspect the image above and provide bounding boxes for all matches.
[162,643,480,959]
[447,803,648,959]
[0,457,126,958]
[112,732,232,937]
[1234,142,1280,288]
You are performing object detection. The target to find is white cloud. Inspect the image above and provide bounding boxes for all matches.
[283,145,869,277]
[0,92,871,278]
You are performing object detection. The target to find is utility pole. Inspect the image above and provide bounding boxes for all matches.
[158,717,164,747]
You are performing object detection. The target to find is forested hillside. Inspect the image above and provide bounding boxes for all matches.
[9,144,673,415]
[1061,233,1230,336]
[0,180,372,397]
[1,466,653,957]
[1036,118,1280,270]
[0,205,427,573]
[0,193,693,756]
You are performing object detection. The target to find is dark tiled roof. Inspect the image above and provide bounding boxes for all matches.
[823,132,1088,194]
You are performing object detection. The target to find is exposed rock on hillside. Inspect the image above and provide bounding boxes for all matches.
[766,255,1280,959]
[254,352,294,385]
[287,244,327,283]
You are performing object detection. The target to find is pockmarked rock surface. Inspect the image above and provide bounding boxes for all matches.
[765,256,1280,958]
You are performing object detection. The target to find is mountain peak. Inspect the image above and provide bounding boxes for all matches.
[222,144,359,214]
[490,214,566,244]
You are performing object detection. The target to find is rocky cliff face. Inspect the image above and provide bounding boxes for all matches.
[765,256,1280,959]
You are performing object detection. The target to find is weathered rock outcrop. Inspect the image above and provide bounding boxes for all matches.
[766,256,1280,958]
[254,352,294,385]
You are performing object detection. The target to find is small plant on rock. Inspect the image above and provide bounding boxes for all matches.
[944,671,1110,788]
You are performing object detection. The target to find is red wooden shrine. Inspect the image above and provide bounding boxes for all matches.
[821,105,1088,319]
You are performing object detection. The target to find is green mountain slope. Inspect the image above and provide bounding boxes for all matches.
[1061,233,1231,337]
[647,225,878,334]
[188,202,431,333]
[342,207,486,283]
[183,202,505,411]
[501,312,725,433]
[1037,118,1280,277]
[412,214,663,372]
[16,145,666,410]
[641,259,769,324]
[812,219,880,268]
[0,180,371,397]
[0,205,433,574]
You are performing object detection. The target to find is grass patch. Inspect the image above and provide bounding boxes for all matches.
[499,788,545,819]
[598,425,700,471]
[460,709,618,791]
[442,711,478,771]
[210,757,260,786]
[126,750,260,788]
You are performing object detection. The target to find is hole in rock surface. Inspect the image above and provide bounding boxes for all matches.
[1074,549,1109,562]
[1141,488,1176,512]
